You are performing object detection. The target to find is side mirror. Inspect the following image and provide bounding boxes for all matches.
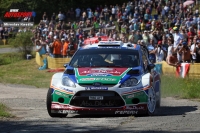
[63,63,69,68]
[147,64,155,72]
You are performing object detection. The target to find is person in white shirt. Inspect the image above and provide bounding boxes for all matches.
[150,41,167,63]
[173,27,184,62]
[111,6,116,19]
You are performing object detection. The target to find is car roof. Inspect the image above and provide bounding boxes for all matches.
[79,41,141,51]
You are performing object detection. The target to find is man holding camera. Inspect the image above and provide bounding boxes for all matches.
[177,41,191,63]
[150,41,167,63]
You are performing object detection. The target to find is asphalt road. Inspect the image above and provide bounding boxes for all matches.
[0,83,200,133]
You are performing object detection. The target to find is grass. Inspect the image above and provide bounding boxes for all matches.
[0,55,54,88]
[0,44,12,48]
[161,75,200,99]
[0,103,14,118]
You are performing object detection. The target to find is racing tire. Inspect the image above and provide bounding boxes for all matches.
[146,86,157,116]
[156,82,161,108]
[46,88,68,118]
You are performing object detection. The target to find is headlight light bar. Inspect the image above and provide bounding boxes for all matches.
[120,77,139,88]
[62,77,76,87]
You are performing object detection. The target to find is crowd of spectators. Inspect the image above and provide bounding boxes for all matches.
[25,0,200,65]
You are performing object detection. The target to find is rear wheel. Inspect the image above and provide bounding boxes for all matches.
[46,88,68,118]
[147,86,157,116]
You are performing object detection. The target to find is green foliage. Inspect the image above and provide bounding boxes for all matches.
[0,53,24,65]
[0,103,13,118]
[8,31,34,59]
[161,75,200,99]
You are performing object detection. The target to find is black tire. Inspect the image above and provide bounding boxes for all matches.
[146,86,157,116]
[46,88,68,118]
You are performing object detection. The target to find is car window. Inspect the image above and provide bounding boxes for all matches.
[142,50,149,72]
[69,49,140,68]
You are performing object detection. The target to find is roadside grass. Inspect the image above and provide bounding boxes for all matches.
[0,54,54,88]
[161,74,200,99]
[0,44,12,48]
[0,103,14,118]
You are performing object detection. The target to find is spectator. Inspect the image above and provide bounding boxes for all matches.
[150,41,167,63]
[51,36,62,58]
[178,41,191,63]
[36,39,46,56]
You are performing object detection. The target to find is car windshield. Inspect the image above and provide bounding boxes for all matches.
[69,48,140,68]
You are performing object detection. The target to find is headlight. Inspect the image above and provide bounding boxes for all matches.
[120,78,139,88]
[62,77,76,87]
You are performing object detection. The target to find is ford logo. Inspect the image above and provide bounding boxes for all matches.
[93,82,102,87]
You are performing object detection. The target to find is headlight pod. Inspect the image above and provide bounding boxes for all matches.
[120,78,139,88]
[62,77,76,87]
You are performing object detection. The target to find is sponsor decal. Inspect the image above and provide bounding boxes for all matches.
[115,111,138,115]
[80,101,117,107]
[86,73,113,77]
[60,87,73,93]
[55,91,71,98]
[93,82,102,86]
[80,78,95,81]
[80,78,116,81]
[85,87,108,90]
[126,106,145,110]
[78,68,128,76]
[126,94,134,99]
[58,110,78,114]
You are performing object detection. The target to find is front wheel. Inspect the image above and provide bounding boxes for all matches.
[147,86,157,116]
[46,88,68,118]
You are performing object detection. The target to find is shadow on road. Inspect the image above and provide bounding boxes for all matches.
[0,119,200,133]
[156,105,198,116]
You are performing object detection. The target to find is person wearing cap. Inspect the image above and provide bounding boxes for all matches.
[142,30,149,45]
[178,41,191,63]
[150,41,167,63]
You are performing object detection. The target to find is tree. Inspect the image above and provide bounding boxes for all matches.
[8,31,34,59]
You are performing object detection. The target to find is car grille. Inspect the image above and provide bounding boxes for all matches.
[70,91,125,107]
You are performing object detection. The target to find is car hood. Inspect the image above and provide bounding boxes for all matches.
[74,67,131,84]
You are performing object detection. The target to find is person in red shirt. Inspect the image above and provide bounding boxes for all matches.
[51,37,62,58]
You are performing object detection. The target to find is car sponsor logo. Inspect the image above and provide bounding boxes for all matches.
[126,94,134,99]
[78,68,127,76]
[86,73,113,77]
[55,91,71,98]
[80,78,95,81]
[60,87,73,93]
[115,111,138,115]
[58,110,78,114]
[80,78,117,81]
[80,101,116,107]
[126,106,145,110]
[85,87,108,90]
[93,82,102,86]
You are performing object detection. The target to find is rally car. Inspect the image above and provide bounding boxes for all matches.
[46,41,161,117]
